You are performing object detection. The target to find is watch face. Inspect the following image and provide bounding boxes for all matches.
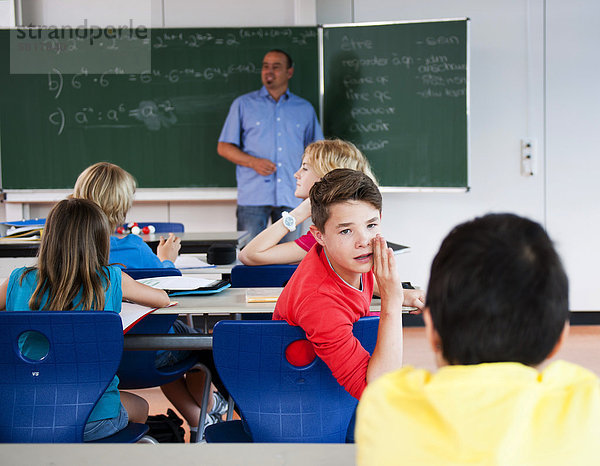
[284,216,294,228]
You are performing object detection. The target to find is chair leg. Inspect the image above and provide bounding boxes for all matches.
[189,363,212,443]
[226,396,235,421]
[138,435,159,444]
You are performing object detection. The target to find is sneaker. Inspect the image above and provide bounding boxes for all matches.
[204,412,220,428]
[209,391,228,417]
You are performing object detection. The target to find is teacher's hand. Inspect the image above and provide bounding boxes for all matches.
[250,157,277,176]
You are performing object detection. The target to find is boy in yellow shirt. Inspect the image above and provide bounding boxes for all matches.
[356,213,600,465]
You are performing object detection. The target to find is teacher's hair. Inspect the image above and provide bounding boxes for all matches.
[267,49,293,68]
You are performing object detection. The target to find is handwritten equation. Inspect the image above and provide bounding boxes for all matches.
[153,28,317,48]
[48,100,177,135]
[46,62,259,99]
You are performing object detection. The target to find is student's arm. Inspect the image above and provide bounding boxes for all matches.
[367,235,405,384]
[121,272,170,308]
[157,233,181,264]
[372,281,425,314]
[217,142,276,176]
[239,199,312,265]
[0,278,7,310]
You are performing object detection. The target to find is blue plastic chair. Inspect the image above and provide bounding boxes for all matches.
[119,222,184,233]
[0,311,150,443]
[230,264,298,288]
[117,266,212,440]
[206,317,379,443]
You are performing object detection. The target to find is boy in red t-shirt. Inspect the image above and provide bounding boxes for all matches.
[274,168,425,399]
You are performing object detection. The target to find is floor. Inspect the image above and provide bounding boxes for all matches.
[130,325,600,442]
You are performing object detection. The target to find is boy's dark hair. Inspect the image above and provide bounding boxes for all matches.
[310,168,382,231]
[426,213,569,366]
[267,49,293,68]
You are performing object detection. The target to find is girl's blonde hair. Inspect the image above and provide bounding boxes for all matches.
[302,139,377,184]
[25,198,111,311]
[73,162,136,231]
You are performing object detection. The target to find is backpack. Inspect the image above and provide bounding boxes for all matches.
[145,409,186,443]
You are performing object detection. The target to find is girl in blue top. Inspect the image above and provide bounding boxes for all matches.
[0,198,171,441]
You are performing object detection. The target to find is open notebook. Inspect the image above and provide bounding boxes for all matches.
[136,275,230,296]
[120,301,177,334]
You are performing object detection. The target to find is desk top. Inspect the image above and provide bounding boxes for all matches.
[161,287,384,315]
[0,443,355,466]
[141,231,248,254]
[0,231,248,257]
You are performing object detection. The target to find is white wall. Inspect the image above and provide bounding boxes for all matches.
[545,0,600,311]
[0,0,16,26]
[9,0,600,310]
[351,0,546,300]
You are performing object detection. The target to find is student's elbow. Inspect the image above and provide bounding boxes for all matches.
[238,248,261,266]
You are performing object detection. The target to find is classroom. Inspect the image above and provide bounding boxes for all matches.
[0,0,598,464]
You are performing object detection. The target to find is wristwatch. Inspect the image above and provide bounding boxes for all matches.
[281,211,297,232]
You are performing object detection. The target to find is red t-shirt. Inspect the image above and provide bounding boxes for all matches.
[273,244,374,399]
[294,231,317,252]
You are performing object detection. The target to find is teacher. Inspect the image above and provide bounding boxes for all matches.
[217,49,323,242]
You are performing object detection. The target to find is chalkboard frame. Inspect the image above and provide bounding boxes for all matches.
[318,18,470,190]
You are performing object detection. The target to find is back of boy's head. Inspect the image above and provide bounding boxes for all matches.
[304,139,377,183]
[73,162,136,231]
[426,213,569,367]
[310,168,382,231]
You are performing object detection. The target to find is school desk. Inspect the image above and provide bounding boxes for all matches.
[0,231,248,257]
[141,231,249,254]
[122,288,407,351]
[0,443,355,465]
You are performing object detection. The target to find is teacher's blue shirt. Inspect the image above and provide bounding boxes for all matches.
[219,86,323,207]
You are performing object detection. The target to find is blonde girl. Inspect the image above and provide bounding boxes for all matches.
[239,139,376,265]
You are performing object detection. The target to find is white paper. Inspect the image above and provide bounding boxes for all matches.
[137,275,218,290]
[120,302,156,332]
[120,301,178,332]
[174,254,214,269]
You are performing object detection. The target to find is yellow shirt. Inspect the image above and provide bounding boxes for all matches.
[356,361,600,466]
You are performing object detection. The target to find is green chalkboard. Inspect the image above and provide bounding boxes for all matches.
[0,27,319,189]
[322,20,469,187]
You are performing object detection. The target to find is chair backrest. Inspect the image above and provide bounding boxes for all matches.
[122,267,182,280]
[230,264,298,288]
[0,311,123,443]
[212,317,379,443]
[120,222,184,233]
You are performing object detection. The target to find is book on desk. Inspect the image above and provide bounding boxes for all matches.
[137,275,230,296]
